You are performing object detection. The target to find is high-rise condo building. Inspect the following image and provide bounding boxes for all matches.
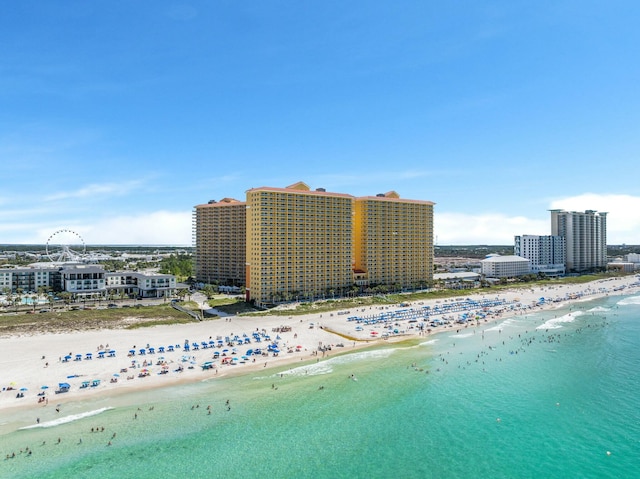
[193,198,246,286]
[245,182,354,304]
[550,209,607,273]
[514,235,566,276]
[354,191,434,290]
[194,182,435,306]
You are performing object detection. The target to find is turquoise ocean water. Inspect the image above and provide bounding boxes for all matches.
[2,293,639,478]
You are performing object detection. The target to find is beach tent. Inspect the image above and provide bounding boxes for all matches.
[56,383,70,393]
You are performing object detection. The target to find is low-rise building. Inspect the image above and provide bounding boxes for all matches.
[0,264,176,299]
[481,255,530,278]
[106,271,176,298]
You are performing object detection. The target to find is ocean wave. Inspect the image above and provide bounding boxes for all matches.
[449,333,474,338]
[19,407,114,430]
[617,296,640,307]
[419,339,439,346]
[274,349,397,378]
[536,311,584,330]
[588,306,611,313]
[484,318,518,332]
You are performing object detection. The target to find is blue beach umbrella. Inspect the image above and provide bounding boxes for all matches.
[41,385,49,390]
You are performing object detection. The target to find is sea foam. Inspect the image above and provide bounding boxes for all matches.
[274,349,397,378]
[617,295,640,307]
[536,311,584,330]
[484,318,518,332]
[19,407,114,430]
[449,333,474,338]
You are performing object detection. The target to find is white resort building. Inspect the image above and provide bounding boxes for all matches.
[0,264,176,299]
[480,255,531,278]
[514,235,566,276]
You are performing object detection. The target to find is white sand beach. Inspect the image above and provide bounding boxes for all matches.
[1,275,638,417]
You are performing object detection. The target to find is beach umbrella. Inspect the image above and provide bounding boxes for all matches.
[41,385,49,390]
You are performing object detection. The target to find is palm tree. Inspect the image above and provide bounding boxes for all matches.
[176,288,188,302]
[14,294,22,313]
[58,292,72,310]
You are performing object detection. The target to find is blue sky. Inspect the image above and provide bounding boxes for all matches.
[1,1,639,246]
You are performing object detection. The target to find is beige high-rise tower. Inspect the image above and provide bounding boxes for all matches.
[354,191,434,291]
[245,182,354,305]
[193,198,246,286]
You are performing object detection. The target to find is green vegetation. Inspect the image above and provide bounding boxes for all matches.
[0,304,198,335]
[208,297,258,315]
[159,253,193,281]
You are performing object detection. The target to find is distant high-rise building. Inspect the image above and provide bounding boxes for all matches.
[193,198,246,286]
[550,209,607,272]
[514,235,566,276]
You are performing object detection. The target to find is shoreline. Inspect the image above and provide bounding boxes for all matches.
[1,275,638,431]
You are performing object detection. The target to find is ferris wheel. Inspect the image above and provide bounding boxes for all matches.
[45,229,86,263]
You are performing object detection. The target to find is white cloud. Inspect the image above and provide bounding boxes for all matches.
[3,192,638,247]
[75,211,193,245]
[44,180,144,202]
[550,193,640,244]
[435,193,640,245]
[435,212,549,245]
